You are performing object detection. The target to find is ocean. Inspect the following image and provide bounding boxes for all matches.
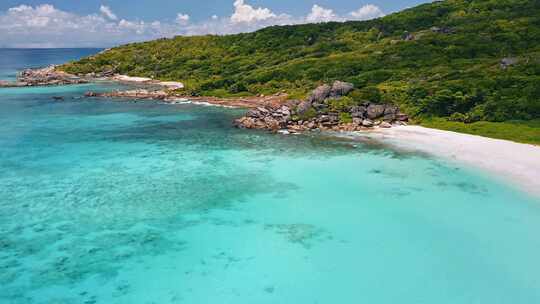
[1,49,539,304]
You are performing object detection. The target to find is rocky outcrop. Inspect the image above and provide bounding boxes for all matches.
[330,81,354,98]
[500,57,519,69]
[430,26,455,34]
[402,31,415,41]
[85,89,168,100]
[234,82,409,133]
[308,84,331,104]
[366,104,386,120]
[0,66,88,87]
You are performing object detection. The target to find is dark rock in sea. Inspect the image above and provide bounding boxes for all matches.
[0,80,29,88]
[52,96,65,101]
[84,89,168,100]
[85,92,99,97]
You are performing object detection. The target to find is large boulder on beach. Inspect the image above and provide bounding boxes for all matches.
[350,106,367,118]
[296,100,313,115]
[330,81,354,98]
[396,113,409,121]
[366,104,386,119]
[264,117,281,131]
[308,84,331,103]
[383,105,398,121]
[362,119,374,127]
[246,109,262,118]
[352,118,363,125]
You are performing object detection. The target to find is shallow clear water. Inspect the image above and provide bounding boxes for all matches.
[1,49,540,304]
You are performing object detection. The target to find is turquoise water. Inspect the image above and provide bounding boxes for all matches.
[1,50,540,303]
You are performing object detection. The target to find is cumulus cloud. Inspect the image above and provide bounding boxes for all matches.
[0,4,174,47]
[231,0,276,23]
[176,13,190,24]
[0,1,385,48]
[306,5,340,23]
[350,4,385,20]
[100,5,117,21]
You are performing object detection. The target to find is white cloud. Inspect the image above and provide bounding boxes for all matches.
[0,4,172,47]
[100,5,117,21]
[8,5,34,13]
[350,4,385,20]
[176,13,190,24]
[231,0,276,23]
[0,2,385,48]
[306,5,340,23]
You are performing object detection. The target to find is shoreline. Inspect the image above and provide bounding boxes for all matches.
[84,88,290,109]
[4,67,539,197]
[336,126,540,198]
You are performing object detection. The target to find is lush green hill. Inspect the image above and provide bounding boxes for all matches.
[62,0,540,125]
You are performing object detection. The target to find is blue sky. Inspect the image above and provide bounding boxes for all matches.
[0,0,431,48]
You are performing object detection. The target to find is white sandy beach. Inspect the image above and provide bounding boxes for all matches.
[112,75,184,89]
[344,126,540,197]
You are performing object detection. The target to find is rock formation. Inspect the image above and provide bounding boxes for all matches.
[0,66,88,88]
[85,89,168,100]
[234,81,409,133]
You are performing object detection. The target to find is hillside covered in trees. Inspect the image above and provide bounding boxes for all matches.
[62,0,540,126]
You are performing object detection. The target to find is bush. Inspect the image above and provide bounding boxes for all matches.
[229,82,247,93]
[448,112,467,122]
[327,96,357,112]
[298,108,318,121]
[354,86,382,103]
[340,113,353,123]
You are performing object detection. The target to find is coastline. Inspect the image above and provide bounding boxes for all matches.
[337,125,540,198]
[5,67,539,197]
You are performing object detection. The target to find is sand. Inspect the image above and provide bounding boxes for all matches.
[343,125,540,197]
[112,75,184,89]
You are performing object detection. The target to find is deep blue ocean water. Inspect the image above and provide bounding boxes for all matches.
[1,49,539,304]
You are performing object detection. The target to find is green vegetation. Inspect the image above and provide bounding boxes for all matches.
[328,96,356,112]
[61,0,540,142]
[297,108,318,121]
[339,113,353,124]
[419,118,540,145]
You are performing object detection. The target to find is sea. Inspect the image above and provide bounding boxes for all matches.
[1,48,539,304]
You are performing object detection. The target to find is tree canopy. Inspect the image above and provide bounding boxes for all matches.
[61,0,540,122]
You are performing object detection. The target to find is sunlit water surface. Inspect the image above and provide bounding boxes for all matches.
[1,49,539,304]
